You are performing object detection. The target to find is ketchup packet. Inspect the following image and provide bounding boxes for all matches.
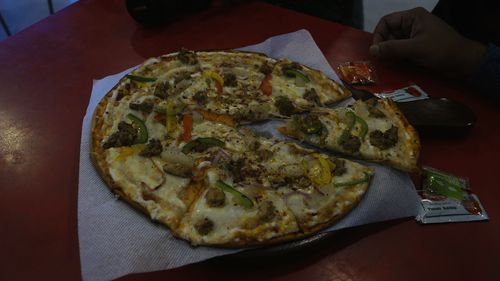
[337,61,376,85]
[375,84,429,102]
[416,166,488,224]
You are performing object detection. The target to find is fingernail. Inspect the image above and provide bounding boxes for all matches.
[369,45,380,56]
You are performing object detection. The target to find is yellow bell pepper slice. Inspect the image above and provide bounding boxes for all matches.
[114,144,146,162]
[304,153,332,186]
[203,70,224,93]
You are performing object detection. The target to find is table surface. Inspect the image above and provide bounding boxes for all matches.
[1,1,499,280]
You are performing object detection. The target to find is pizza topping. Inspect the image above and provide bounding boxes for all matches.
[162,162,193,178]
[181,114,193,142]
[293,114,324,134]
[259,74,272,96]
[165,101,178,134]
[103,121,138,149]
[195,218,214,235]
[139,139,163,157]
[282,63,310,86]
[173,72,192,84]
[226,158,260,183]
[332,158,347,176]
[366,99,386,118]
[127,113,149,144]
[337,111,367,152]
[368,105,386,118]
[306,154,332,186]
[257,201,276,222]
[334,172,370,187]
[369,126,399,150]
[349,111,368,140]
[129,100,154,114]
[171,79,192,96]
[203,70,224,94]
[226,158,244,181]
[339,134,361,153]
[192,91,208,105]
[196,110,236,127]
[303,88,320,105]
[182,137,225,154]
[215,180,253,208]
[125,74,157,83]
[275,96,298,116]
[257,149,273,161]
[281,62,302,76]
[223,72,237,87]
[211,149,230,166]
[205,188,226,207]
[161,148,194,177]
[177,48,198,65]
[259,63,273,75]
[154,82,169,99]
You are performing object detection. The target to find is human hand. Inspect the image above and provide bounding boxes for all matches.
[369,7,487,79]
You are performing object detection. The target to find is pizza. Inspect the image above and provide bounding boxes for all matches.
[278,98,420,172]
[90,49,414,247]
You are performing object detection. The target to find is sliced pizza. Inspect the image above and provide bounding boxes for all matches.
[278,98,420,172]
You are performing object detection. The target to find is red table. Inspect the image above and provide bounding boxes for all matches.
[1,1,499,280]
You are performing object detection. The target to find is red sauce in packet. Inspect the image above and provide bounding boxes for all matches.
[337,61,376,85]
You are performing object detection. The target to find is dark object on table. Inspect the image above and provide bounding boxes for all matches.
[347,85,476,137]
[126,0,211,26]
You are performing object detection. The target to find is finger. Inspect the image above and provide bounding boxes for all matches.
[369,39,417,58]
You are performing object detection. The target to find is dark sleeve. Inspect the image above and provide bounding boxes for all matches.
[469,44,500,97]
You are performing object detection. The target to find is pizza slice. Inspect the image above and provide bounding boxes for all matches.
[171,118,372,246]
[278,98,420,172]
[120,49,351,126]
[267,59,351,117]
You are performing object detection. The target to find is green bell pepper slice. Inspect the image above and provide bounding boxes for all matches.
[337,111,369,143]
[126,74,157,83]
[215,180,254,208]
[284,69,310,83]
[337,111,356,145]
[127,113,148,144]
[353,113,368,140]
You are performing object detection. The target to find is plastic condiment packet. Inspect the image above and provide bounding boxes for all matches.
[375,84,429,102]
[337,61,376,85]
[416,166,489,224]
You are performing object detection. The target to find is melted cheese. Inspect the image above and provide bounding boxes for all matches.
[178,188,299,245]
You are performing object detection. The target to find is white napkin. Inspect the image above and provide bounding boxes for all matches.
[78,29,420,281]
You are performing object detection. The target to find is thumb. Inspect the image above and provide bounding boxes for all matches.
[369,39,417,59]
